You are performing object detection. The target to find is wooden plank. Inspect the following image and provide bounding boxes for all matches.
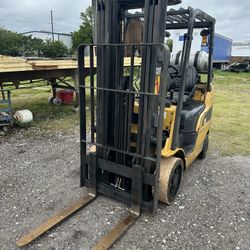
[0,68,34,73]
[0,56,141,73]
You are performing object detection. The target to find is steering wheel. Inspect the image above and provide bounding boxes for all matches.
[168,64,179,76]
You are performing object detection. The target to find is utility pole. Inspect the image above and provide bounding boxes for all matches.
[92,0,97,43]
[50,10,55,42]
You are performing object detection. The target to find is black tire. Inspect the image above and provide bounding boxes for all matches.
[48,97,54,105]
[159,157,184,204]
[198,134,209,160]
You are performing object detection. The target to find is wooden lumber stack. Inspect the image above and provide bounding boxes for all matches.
[0,55,142,73]
[29,59,77,70]
[0,55,33,72]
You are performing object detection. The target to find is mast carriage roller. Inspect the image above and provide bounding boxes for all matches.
[17,0,216,249]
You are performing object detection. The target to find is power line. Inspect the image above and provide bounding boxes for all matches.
[22,30,72,37]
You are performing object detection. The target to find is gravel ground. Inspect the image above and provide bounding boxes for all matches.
[0,132,249,250]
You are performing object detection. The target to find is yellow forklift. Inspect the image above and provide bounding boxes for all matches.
[17,0,215,249]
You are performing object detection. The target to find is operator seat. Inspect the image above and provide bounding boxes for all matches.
[167,63,205,131]
[167,64,205,153]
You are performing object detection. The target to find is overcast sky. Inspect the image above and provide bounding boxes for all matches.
[0,0,249,41]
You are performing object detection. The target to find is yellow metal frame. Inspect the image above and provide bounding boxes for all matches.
[132,82,214,168]
[161,83,214,167]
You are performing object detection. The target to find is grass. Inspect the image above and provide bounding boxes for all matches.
[210,70,250,156]
[3,71,250,156]
[9,82,80,135]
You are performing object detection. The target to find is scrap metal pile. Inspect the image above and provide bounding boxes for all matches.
[223,60,250,73]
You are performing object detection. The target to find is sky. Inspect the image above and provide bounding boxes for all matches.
[0,0,249,42]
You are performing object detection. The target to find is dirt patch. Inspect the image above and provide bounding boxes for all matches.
[0,133,249,250]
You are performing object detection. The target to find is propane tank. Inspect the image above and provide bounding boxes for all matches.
[13,110,33,124]
[171,50,209,72]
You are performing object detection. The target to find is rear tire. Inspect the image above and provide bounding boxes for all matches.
[159,157,184,205]
[198,134,209,160]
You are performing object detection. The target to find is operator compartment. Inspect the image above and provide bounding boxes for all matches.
[166,62,206,154]
[122,7,215,159]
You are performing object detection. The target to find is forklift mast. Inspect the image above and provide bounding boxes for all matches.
[78,0,182,216]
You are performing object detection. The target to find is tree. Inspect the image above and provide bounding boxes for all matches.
[0,28,24,56]
[22,36,45,57]
[72,6,93,51]
[41,40,69,58]
[0,27,69,57]
[0,27,45,57]
[166,39,173,52]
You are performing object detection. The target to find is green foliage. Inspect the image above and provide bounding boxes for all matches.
[72,6,93,51]
[166,39,173,52]
[41,40,69,58]
[0,27,68,58]
[0,27,26,56]
[22,37,44,57]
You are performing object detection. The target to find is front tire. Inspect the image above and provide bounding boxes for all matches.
[159,157,184,204]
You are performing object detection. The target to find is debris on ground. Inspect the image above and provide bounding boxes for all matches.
[223,61,250,73]
[0,133,249,249]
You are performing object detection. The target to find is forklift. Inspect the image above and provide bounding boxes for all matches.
[17,0,215,249]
